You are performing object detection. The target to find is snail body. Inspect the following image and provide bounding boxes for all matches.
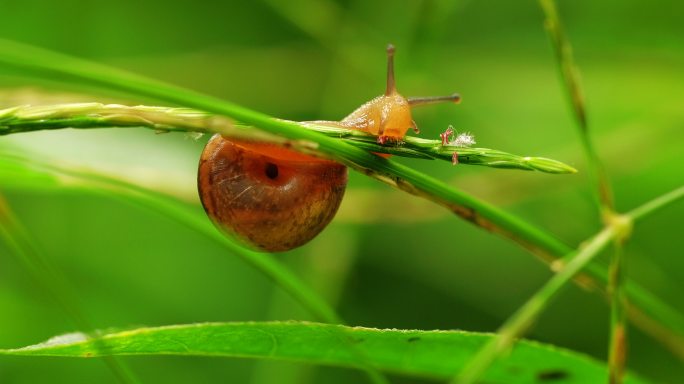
[198,45,460,252]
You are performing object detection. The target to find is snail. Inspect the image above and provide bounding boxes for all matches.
[198,45,460,252]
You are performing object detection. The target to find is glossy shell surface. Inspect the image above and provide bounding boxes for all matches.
[198,134,348,252]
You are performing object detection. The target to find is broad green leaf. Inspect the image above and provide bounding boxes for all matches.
[0,321,648,383]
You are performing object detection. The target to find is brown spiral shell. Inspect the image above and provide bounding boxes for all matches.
[198,134,348,252]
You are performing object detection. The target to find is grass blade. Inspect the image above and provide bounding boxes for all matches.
[0,103,577,174]
[538,0,613,213]
[0,321,650,384]
[456,226,616,384]
[455,187,684,383]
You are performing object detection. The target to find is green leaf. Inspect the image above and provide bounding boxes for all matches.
[0,321,648,383]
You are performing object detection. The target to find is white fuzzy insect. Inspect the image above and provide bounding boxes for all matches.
[440,125,476,147]
[439,125,476,165]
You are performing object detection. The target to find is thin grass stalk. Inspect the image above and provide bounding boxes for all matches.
[452,186,684,383]
[454,226,616,384]
[619,187,684,360]
[0,103,577,174]
[608,243,627,384]
[537,0,613,214]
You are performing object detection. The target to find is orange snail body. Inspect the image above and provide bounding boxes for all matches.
[198,45,460,252]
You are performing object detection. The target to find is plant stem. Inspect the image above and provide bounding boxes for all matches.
[608,244,627,384]
[627,186,684,221]
[453,186,684,383]
[455,226,616,384]
[621,185,684,361]
[604,212,633,384]
[0,103,577,174]
[1,38,683,358]
[537,0,613,214]
[0,194,142,384]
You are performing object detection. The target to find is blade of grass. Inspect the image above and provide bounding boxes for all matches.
[538,0,613,214]
[454,186,684,383]
[0,195,141,384]
[621,186,684,361]
[0,321,650,384]
[0,38,682,357]
[627,186,684,222]
[0,103,577,174]
[455,226,616,384]
[608,243,628,384]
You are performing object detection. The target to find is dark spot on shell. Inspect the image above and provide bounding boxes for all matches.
[407,337,421,342]
[264,162,279,179]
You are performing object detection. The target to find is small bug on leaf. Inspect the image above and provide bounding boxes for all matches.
[198,45,460,252]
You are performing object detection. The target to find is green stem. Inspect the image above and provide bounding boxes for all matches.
[605,212,633,384]
[454,186,684,383]
[602,212,633,384]
[455,226,616,384]
[537,0,614,214]
[1,39,683,358]
[608,243,627,384]
[614,186,684,363]
[0,103,576,174]
[627,186,684,221]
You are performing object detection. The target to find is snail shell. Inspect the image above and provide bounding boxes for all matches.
[198,135,347,252]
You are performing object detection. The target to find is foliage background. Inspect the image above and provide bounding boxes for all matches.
[0,0,682,383]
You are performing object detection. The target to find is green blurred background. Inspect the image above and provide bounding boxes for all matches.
[1,0,683,383]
